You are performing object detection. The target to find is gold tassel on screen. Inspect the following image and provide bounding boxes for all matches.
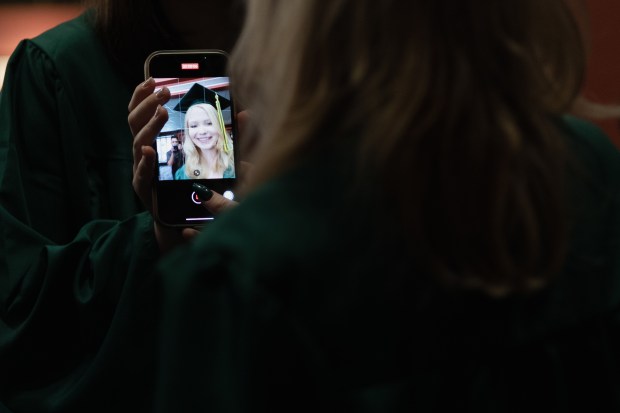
[215,94,231,154]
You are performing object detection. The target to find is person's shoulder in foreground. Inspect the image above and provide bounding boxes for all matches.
[561,114,620,176]
[151,116,620,413]
[552,114,620,313]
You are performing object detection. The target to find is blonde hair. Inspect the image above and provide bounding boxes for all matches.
[182,103,234,179]
[231,0,590,294]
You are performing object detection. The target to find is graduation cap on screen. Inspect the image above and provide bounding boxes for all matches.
[173,82,231,113]
[174,82,232,154]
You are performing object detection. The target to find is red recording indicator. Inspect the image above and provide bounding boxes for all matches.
[181,63,200,70]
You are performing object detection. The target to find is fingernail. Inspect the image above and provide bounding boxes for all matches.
[192,183,213,202]
[143,77,154,87]
[156,87,167,99]
[154,104,161,118]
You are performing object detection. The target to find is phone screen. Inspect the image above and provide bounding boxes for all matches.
[145,51,238,227]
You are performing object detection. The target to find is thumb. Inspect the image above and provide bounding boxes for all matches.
[192,182,238,215]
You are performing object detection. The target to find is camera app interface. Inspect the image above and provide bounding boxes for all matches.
[154,77,235,181]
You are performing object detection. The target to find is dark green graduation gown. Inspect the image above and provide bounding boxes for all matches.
[154,117,620,412]
[0,13,160,413]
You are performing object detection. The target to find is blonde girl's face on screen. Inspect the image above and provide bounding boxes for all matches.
[186,107,220,151]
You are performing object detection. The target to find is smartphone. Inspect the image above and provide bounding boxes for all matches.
[144,50,239,227]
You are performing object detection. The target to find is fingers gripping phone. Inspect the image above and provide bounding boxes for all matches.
[145,50,239,227]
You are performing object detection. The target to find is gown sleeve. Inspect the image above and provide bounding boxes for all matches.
[0,40,161,412]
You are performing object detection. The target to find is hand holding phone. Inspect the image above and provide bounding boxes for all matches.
[143,50,240,227]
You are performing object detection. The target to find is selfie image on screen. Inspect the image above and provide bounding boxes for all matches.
[154,77,235,181]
